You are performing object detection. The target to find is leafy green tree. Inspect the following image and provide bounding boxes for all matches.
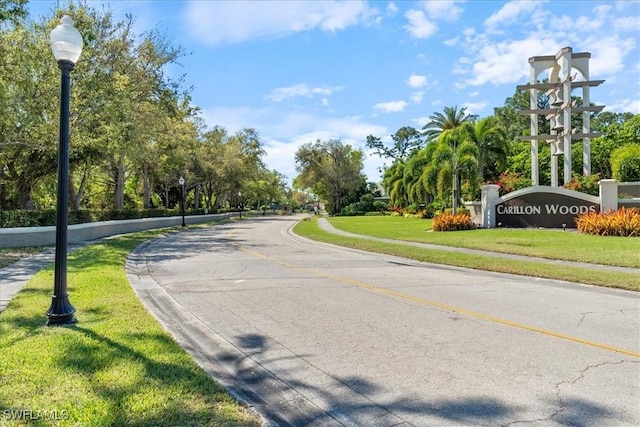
[295,139,366,215]
[245,169,287,212]
[422,106,472,142]
[403,142,436,206]
[66,5,188,210]
[590,113,639,178]
[0,0,26,24]
[0,16,58,209]
[381,160,407,208]
[366,126,423,161]
[423,125,479,214]
[493,90,530,144]
[190,126,266,212]
[611,144,640,182]
[465,117,508,182]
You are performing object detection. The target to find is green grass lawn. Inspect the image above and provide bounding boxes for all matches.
[0,228,261,427]
[327,216,640,268]
[294,217,640,292]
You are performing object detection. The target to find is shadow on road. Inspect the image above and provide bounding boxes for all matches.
[226,332,618,426]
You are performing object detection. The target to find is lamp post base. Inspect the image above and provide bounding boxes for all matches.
[46,297,77,325]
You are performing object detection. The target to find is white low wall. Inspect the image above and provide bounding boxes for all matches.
[0,213,236,248]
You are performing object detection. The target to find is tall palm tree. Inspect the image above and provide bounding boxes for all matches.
[459,117,508,182]
[423,127,478,214]
[382,160,407,208]
[403,143,436,206]
[422,106,472,142]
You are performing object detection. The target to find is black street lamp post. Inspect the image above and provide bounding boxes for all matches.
[179,176,186,227]
[238,191,242,218]
[46,15,83,325]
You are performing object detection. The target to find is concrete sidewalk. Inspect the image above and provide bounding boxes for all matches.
[0,248,57,312]
[0,242,89,313]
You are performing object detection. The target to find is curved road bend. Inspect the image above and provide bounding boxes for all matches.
[126,216,640,427]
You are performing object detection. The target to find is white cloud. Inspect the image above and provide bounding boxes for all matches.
[411,91,425,103]
[263,117,387,183]
[444,36,459,47]
[461,101,488,115]
[200,106,266,134]
[266,84,342,102]
[404,9,438,38]
[612,16,640,32]
[406,73,427,88]
[605,98,640,114]
[373,100,409,113]
[183,0,380,45]
[386,2,399,17]
[451,0,639,98]
[484,0,541,33]
[411,116,431,128]
[421,0,463,21]
[457,36,559,88]
[585,36,636,77]
[263,137,309,182]
[202,104,388,182]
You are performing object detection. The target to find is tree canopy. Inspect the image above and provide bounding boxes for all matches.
[0,3,286,217]
[294,139,366,215]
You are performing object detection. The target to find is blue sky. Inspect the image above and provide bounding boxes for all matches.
[29,1,640,184]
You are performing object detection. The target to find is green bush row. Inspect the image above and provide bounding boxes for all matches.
[0,208,220,228]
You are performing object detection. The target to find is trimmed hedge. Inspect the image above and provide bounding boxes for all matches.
[0,208,218,228]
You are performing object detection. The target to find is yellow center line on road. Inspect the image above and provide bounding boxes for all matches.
[231,236,640,359]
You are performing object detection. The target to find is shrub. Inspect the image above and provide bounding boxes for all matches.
[405,203,420,215]
[461,181,480,201]
[563,173,601,196]
[576,207,640,237]
[373,200,388,213]
[492,171,530,196]
[339,203,362,216]
[388,206,403,216]
[426,200,445,218]
[403,212,425,219]
[432,212,475,232]
[0,207,192,228]
[611,144,640,182]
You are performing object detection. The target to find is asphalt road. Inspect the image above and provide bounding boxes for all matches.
[126,216,640,427]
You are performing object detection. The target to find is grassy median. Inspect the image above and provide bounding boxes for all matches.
[294,216,640,292]
[0,228,261,427]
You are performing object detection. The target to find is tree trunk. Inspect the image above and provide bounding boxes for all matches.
[452,171,458,215]
[194,183,200,210]
[114,154,125,210]
[70,167,89,211]
[164,177,170,209]
[142,163,151,209]
[17,179,35,209]
[69,174,78,211]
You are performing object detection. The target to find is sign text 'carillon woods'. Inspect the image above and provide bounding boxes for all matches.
[495,190,599,228]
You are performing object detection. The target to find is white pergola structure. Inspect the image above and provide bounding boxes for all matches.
[517,46,604,187]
